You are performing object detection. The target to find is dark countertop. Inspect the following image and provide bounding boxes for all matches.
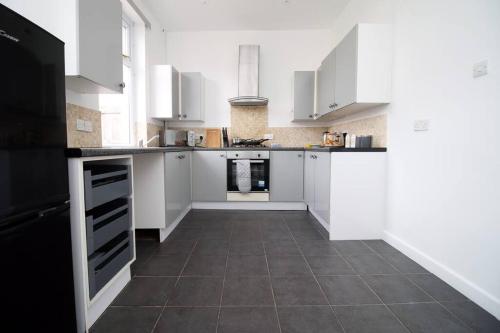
[67,146,386,157]
[65,146,193,158]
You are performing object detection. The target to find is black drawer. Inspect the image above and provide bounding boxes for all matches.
[88,232,133,299]
[84,165,131,210]
[86,198,131,256]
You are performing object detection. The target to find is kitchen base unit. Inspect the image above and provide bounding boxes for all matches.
[304,151,387,240]
[68,155,136,333]
[133,151,192,242]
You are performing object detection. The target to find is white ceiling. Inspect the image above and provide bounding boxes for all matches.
[142,0,349,31]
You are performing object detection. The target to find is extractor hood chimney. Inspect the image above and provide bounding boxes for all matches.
[228,45,268,107]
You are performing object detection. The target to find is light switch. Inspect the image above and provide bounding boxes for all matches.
[76,119,85,131]
[414,120,430,131]
[473,60,488,78]
[84,120,93,132]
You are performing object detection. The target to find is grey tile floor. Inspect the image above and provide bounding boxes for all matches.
[91,210,500,333]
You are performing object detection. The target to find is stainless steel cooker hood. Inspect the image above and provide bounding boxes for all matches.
[228,45,268,106]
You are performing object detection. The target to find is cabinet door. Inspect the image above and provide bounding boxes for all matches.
[164,152,182,227]
[79,0,123,93]
[316,49,336,118]
[270,151,304,202]
[192,151,227,202]
[292,71,315,121]
[335,26,358,110]
[180,152,192,211]
[314,152,331,224]
[180,72,203,121]
[304,152,315,207]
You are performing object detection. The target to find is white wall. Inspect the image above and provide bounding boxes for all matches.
[331,0,500,318]
[165,30,334,128]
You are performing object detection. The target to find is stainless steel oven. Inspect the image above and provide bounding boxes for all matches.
[226,151,270,201]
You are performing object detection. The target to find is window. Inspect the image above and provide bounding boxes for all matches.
[100,17,134,146]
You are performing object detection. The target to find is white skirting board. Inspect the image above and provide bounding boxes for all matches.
[384,231,500,320]
[159,205,192,242]
[192,202,307,211]
[308,208,329,232]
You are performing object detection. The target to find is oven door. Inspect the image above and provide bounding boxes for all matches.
[227,159,270,192]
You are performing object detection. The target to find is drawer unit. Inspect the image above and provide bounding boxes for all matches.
[85,198,131,255]
[84,165,131,210]
[87,231,133,299]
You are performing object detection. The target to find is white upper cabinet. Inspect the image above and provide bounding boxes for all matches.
[316,24,393,120]
[316,49,336,119]
[1,0,124,93]
[291,71,316,121]
[150,65,180,119]
[179,72,205,122]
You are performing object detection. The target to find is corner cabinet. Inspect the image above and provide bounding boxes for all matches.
[2,0,123,93]
[192,151,227,202]
[292,71,316,121]
[304,152,331,226]
[270,151,304,202]
[316,49,336,119]
[316,24,392,120]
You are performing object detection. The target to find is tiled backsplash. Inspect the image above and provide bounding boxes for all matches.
[328,114,387,147]
[66,103,102,148]
[66,103,165,148]
[168,107,387,148]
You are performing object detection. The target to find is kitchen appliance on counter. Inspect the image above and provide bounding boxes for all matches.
[322,131,345,147]
[226,151,270,201]
[0,4,76,331]
[161,129,187,146]
[222,127,229,147]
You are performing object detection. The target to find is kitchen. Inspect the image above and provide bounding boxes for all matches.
[1,1,499,333]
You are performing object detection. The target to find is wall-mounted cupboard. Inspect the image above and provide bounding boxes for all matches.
[291,71,316,121]
[150,67,205,122]
[316,24,393,120]
[2,0,124,93]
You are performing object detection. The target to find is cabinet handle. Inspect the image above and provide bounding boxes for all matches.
[178,114,181,119]
[220,154,225,158]
[119,82,126,88]
[183,114,187,118]
[308,115,313,118]
[298,154,302,158]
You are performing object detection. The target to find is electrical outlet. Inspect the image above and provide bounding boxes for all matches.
[473,60,488,78]
[264,133,274,140]
[414,120,430,131]
[76,119,85,131]
[84,120,93,132]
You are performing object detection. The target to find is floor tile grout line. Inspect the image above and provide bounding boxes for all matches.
[149,238,199,333]
[281,213,347,333]
[360,240,475,331]
[341,241,412,332]
[262,218,283,333]
[215,224,233,333]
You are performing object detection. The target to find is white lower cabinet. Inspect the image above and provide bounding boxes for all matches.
[270,151,304,202]
[192,151,227,202]
[304,151,331,225]
[164,151,191,228]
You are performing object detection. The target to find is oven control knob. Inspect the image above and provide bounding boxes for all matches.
[236,154,239,157]
[257,154,261,157]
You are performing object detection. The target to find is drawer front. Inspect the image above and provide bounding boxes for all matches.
[86,199,131,255]
[88,232,132,299]
[84,166,131,210]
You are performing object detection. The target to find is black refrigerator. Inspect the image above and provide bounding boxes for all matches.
[0,4,77,332]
